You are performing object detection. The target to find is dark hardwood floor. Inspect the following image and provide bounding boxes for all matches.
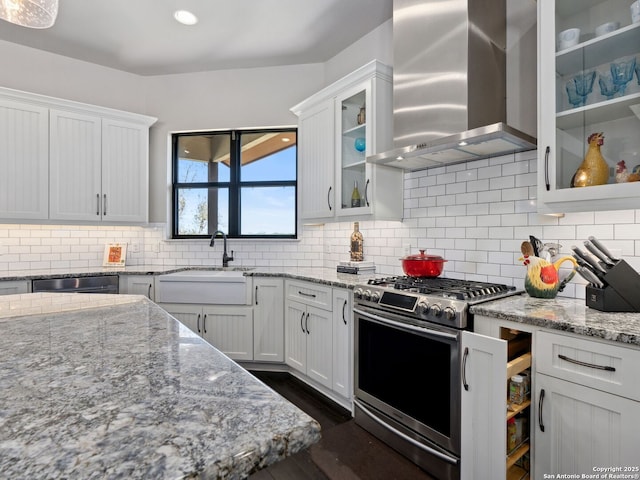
[248,371,435,480]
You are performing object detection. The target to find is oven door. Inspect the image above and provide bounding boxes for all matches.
[354,305,462,458]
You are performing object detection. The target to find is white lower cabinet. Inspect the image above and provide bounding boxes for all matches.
[332,288,352,400]
[0,280,31,295]
[252,277,284,362]
[460,330,508,480]
[285,280,333,389]
[534,330,640,476]
[119,274,155,299]
[159,303,253,361]
[535,374,640,476]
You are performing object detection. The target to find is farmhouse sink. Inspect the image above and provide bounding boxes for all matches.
[156,269,251,305]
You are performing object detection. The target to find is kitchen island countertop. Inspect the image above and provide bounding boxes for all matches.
[0,293,321,479]
[470,294,640,346]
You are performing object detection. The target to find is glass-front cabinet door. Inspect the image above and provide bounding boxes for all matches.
[336,82,372,217]
[538,0,640,214]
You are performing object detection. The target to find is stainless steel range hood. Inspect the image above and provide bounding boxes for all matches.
[368,0,536,171]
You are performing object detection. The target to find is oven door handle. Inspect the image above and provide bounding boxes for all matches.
[354,308,458,340]
[354,399,459,466]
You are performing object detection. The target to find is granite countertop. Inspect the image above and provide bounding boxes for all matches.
[0,265,378,290]
[470,293,640,347]
[0,293,321,479]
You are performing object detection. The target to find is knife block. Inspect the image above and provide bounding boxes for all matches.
[585,259,640,312]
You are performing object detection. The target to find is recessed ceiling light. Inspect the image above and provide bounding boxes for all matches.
[174,10,198,26]
[281,137,290,142]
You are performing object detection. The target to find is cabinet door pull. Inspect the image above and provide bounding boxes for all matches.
[300,312,306,333]
[96,193,100,216]
[255,285,259,305]
[557,354,615,371]
[544,146,550,191]
[196,313,201,333]
[298,291,317,298]
[462,347,469,391]
[103,194,107,216]
[364,179,370,206]
[538,388,545,432]
[147,284,152,298]
[342,299,347,325]
[327,186,332,211]
[203,314,207,334]
[305,312,310,334]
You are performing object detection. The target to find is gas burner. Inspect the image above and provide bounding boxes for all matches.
[367,276,515,300]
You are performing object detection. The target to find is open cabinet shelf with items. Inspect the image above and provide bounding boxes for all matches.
[502,328,532,480]
[537,0,640,214]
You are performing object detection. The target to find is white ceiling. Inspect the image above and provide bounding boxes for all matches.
[0,0,392,76]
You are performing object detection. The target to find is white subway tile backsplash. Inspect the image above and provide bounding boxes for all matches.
[3,153,640,300]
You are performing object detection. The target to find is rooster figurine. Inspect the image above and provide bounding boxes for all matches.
[519,241,578,299]
[615,160,640,183]
[571,132,609,187]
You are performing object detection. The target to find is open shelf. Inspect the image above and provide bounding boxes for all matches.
[507,463,529,480]
[507,398,531,420]
[507,352,531,379]
[507,441,530,469]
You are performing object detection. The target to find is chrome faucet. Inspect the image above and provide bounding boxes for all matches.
[210,230,234,267]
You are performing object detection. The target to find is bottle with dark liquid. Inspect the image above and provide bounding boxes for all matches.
[351,181,361,208]
[350,222,364,262]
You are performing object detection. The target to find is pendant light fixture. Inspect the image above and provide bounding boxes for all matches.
[0,0,59,29]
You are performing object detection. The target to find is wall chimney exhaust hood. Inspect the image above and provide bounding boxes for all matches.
[369,0,536,171]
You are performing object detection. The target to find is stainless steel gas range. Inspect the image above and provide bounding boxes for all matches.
[353,276,518,480]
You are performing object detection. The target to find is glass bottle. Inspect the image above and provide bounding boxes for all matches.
[351,181,361,208]
[350,222,364,262]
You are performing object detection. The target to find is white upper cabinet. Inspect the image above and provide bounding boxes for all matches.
[0,86,156,224]
[0,98,49,220]
[537,0,640,213]
[292,61,403,222]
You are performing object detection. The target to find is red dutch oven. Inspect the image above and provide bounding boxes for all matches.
[401,250,447,277]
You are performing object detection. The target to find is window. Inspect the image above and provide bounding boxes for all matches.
[172,128,297,239]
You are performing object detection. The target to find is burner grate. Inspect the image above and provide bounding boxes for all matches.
[369,276,514,300]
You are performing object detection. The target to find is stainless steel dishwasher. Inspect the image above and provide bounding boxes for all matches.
[32,275,119,294]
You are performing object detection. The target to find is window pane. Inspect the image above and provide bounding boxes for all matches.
[241,186,295,235]
[177,187,229,235]
[240,132,296,182]
[177,134,231,183]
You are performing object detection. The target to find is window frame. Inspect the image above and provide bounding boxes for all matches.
[171,127,298,240]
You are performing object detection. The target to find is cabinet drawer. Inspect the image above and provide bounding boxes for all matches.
[537,331,640,401]
[285,280,332,311]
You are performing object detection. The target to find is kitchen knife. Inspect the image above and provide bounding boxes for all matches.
[588,236,620,263]
[584,240,615,268]
[576,265,605,288]
[571,245,608,276]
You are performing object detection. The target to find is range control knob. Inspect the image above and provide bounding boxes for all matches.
[370,292,381,302]
[363,290,372,301]
[443,306,456,321]
[417,302,430,316]
[430,304,442,317]
[353,288,363,299]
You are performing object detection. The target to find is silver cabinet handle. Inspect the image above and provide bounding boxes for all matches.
[203,314,207,334]
[96,193,100,216]
[538,388,546,432]
[255,285,259,305]
[558,354,615,372]
[196,313,201,333]
[103,194,107,216]
[342,300,347,325]
[364,179,370,206]
[327,186,332,211]
[462,347,469,391]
